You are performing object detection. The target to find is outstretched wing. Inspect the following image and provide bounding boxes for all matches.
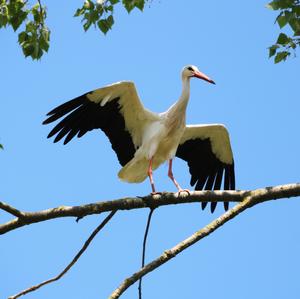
[176,124,235,213]
[43,81,159,166]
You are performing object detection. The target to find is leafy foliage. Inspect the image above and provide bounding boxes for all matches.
[0,0,147,60]
[0,144,3,150]
[267,0,300,63]
[74,0,116,33]
[0,0,50,60]
[2,1,299,63]
[74,0,146,34]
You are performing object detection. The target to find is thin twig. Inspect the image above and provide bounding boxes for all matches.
[9,210,117,299]
[138,209,155,299]
[37,0,44,25]
[108,185,300,298]
[0,202,24,218]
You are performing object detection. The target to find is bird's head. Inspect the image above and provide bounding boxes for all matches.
[182,65,215,84]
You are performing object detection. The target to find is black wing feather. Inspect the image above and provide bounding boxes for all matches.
[229,164,235,190]
[49,104,90,141]
[44,97,84,119]
[176,138,235,213]
[224,165,230,190]
[210,168,224,213]
[205,171,217,213]
[43,94,136,166]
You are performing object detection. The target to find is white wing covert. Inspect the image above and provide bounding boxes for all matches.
[176,124,235,213]
[43,81,158,166]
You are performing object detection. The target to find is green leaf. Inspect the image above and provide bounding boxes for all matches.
[123,0,145,12]
[90,9,100,22]
[0,15,9,27]
[267,0,297,10]
[104,5,113,12]
[277,32,289,44]
[25,21,36,32]
[274,50,290,63]
[290,40,297,48]
[97,19,108,33]
[18,30,28,43]
[39,28,50,52]
[83,19,92,31]
[107,15,114,26]
[0,4,9,27]
[0,144,3,150]
[266,1,280,10]
[7,0,28,31]
[135,0,145,11]
[269,44,279,57]
[22,43,35,57]
[97,15,114,34]
[41,27,50,41]
[277,14,288,28]
[10,9,27,31]
[289,18,300,33]
[110,0,120,5]
[74,7,86,17]
[32,3,42,23]
[33,41,39,58]
[293,6,300,16]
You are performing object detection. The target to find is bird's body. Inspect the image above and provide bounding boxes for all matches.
[120,81,189,183]
[44,65,235,212]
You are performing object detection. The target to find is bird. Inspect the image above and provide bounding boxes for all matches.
[43,65,235,213]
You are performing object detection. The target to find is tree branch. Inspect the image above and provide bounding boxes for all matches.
[108,183,300,298]
[8,211,117,299]
[0,201,25,218]
[0,190,245,234]
[1,183,299,235]
[138,208,155,299]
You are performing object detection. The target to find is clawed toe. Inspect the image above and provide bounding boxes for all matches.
[150,191,162,196]
[177,189,191,195]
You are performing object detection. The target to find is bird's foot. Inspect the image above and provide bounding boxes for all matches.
[177,189,191,196]
[150,191,162,196]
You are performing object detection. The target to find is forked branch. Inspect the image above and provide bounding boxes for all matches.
[108,184,300,298]
[3,183,300,299]
[2,183,300,235]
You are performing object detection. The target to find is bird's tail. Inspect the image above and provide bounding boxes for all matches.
[118,157,149,183]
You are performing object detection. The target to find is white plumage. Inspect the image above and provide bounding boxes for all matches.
[43,65,235,212]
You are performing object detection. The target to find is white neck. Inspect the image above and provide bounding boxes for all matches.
[179,76,190,107]
[168,76,190,114]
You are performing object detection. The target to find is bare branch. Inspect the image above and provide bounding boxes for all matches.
[108,184,300,298]
[1,183,300,235]
[138,209,155,299]
[0,190,247,235]
[0,202,25,218]
[8,211,117,299]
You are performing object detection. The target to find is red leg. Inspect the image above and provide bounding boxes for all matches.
[168,159,181,190]
[148,158,156,194]
[168,159,190,194]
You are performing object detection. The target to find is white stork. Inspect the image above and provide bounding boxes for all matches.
[43,65,235,213]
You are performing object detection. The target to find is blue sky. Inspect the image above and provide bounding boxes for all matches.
[1,1,300,298]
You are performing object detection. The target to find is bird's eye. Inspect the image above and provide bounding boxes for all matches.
[187,67,193,71]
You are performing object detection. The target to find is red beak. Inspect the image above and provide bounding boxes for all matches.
[193,71,215,84]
